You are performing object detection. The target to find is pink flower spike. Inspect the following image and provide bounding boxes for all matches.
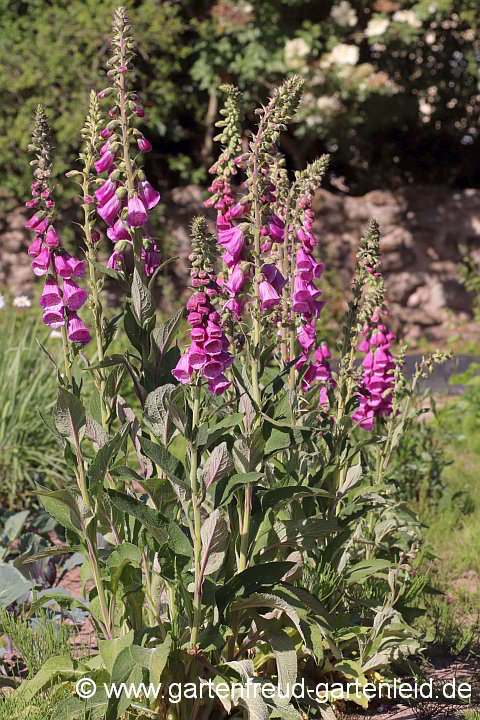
[32,247,51,276]
[95,150,115,174]
[40,277,63,308]
[63,278,87,310]
[45,225,60,249]
[127,195,148,227]
[43,302,65,329]
[28,236,43,257]
[259,280,280,310]
[100,127,112,139]
[67,312,91,344]
[137,137,152,152]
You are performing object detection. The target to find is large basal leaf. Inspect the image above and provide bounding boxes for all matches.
[52,689,109,720]
[266,629,298,702]
[13,656,91,703]
[216,562,295,615]
[106,636,172,719]
[344,559,392,584]
[99,629,135,676]
[106,648,143,719]
[0,564,34,606]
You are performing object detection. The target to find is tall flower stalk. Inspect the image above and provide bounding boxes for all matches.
[67,91,110,427]
[95,6,161,279]
[26,106,91,385]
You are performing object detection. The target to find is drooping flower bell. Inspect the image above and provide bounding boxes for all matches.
[67,312,92,344]
[127,195,148,227]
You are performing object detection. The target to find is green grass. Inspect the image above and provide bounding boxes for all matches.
[0,310,68,508]
[415,395,480,659]
[424,404,480,578]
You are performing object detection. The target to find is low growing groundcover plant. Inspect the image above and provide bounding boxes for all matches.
[1,6,453,719]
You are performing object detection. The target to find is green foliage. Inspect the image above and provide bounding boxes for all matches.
[0,0,187,199]
[0,313,68,508]
[386,396,450,511]
[0,690,70,720]
[0,0,478,200]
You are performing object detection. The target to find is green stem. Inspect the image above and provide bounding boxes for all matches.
[190,382,202,649]
[238,484,252,573]
[118,66,143,275]
[88,537,112,639]
[83,190,108,429]
[75,449,91,512]
[251,146,262,408]
[60,324,72,387]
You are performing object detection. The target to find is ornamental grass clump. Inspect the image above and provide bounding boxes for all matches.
[13,7,452,720]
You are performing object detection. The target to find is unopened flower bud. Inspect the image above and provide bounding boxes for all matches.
[98,87,114,99]
[114,240,128,253]
[115,186,128,200]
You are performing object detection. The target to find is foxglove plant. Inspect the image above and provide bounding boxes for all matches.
[66,91,115,428]
[351,224,397,430]
[172,217,233,395]
[26,105,91,384]
[15,12,450,720]
[94,6,161,278]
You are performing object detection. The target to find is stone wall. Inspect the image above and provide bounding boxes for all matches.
[1,185,480,341]
[313,186,480,340]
